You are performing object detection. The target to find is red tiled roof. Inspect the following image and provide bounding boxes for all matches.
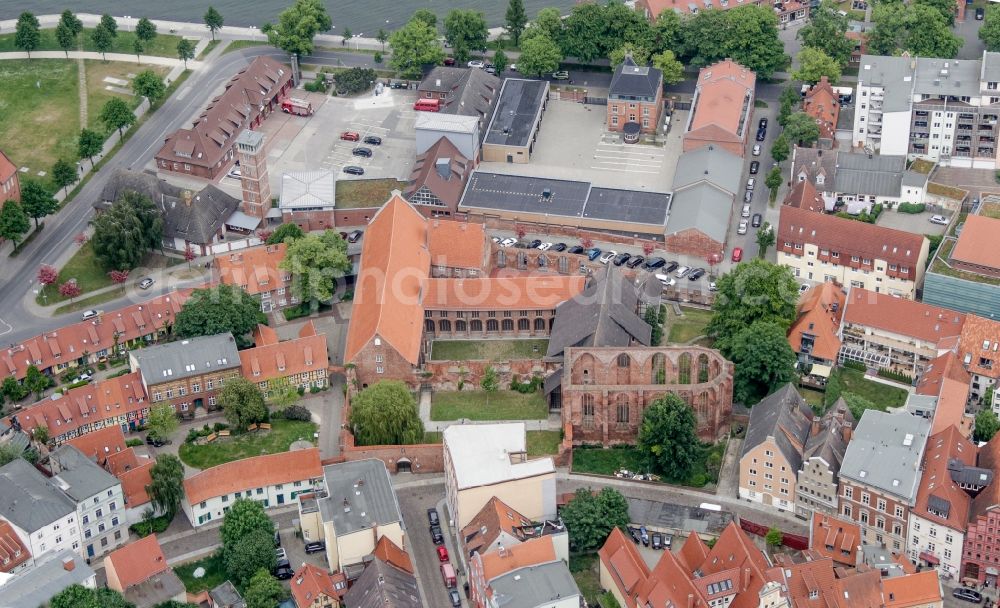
[958,314,1000,379]
[65,424,127,464]
[481,535,556,582]
[239,323,328,384]
[422,275,586,311]
[373,535,413,574]
[917,351,972,396]
[971,432,1000,521]
[0,519,30,573]
[687,60,756,144]
[11,371,147,441]
[677,530,710,572]
[427,220,486,271]
[914,426,976,532]
[116,452,154,508]
[344,194,430,366]
[785,179,825,212]
[829,569,882,608]
[843,287,965,345]
[404,137,471,212]
[788,282,845,361]
[639,0,805,18]
[0,291,190,381]
[105,535,169,590]
[778,207,926,277]
[951,215,1000,271]
[776,559,837,608]
[217,243,289,297]
[0,150,17,184]
[810,512,861,567]
[882,570,942,608]
[291,563,339,608]
[183,448,322,505]
[803,78,840,141]
[462,496,533,556]
[598,527,650,607]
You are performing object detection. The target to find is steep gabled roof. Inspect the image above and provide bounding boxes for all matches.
[105,534,169,589]
[461,496,533,556]
[788,282,845,362]
[741,384,813,474]
[403,137,470,212]
[913,426,975,533]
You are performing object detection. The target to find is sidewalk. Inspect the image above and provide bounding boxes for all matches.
[0,50,198,68]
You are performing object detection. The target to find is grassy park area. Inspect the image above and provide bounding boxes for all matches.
[664,306,713,344]
[824,367,908,409]
[174,553,226,593]
[430,339,549,361]
[36,242,183,304]
[178,420,317,469]
[430,390,549,421]
[0,60,80,174]
[0,28,185,58]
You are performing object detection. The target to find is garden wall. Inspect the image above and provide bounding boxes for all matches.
[421,358,559,391]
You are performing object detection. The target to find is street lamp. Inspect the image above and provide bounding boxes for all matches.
[355,33,363,51]
[249,25,257,42]
[124,15,132,32]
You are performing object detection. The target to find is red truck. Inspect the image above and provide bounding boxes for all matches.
[440,563,456,588]
[281,97,313,116]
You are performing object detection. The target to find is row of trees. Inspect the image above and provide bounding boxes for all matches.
[219,500,288,607]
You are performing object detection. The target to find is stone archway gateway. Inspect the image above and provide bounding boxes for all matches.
[396,457,412,473]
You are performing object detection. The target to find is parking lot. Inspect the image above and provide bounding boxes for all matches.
[478,100,680,193]
[876,208,951,236]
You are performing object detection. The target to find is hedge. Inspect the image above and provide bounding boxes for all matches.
[897,202,926,214]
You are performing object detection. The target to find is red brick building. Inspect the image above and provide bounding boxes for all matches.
[636,0,808,25]
[607,56,663,137]
[216,243,295,312]
[962,433,1000,584]
[0,150,21,203]
[155,57,292,180]
[684,60,757,158]
[803,77,840,145]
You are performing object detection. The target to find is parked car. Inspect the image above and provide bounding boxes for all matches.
[663,534,673,548]
[759,117,768,130]
[528,239,542,248]
[274,531,281,548]
[663,261,680,273]
[640,526,650,546]
[732,247,743,262]
[273,561,293,580]
[628,526,642,544]
[651,532,663,550]
[275,548,287,561]
[537,242,553,250]
[626,255,645,268]
[430,525,444,544]
[568,245,585,254]
[74,372,93,383]
[552,71,571,80]
[977,7,985,19]
[749,161,759,175]
[929,214,949,225]
[428,508,440,526]
[437,546,449,562]
[709,281,718,291]
[551,243,567,252]
[347,230,363,243]
[643,257,666,270]
[304,541,326,554]
[468,60,485,68]
[744,190,752,203]
[389,81,407,89]
[226,167,241,179]
[600,251,617,264]
[746,177,755,191]
[751,213,762,228]
[485,65,497,74]
[449,589,462,607]
[752,144,761,156]
[742,204,751,218]
[509,63,518,72]
[81,309,99,321]
[343,166,365,175]
[138,277,154,289]
[953,588,983,604]
[363,135,382,145]
[655,273,676,287]
[444,57,456,66]
[675,265,691,278]
[340,131,360,141]
[737,220,749,235]
[756,129,766,142]
[145,433,166,447]
[613,252,631,266]
[688,268,706,280]
[500,237,517,247]
[586,248,602,261]
[352,147,373,157]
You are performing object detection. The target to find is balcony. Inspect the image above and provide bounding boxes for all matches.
[979,148,995,156]
[914,121,929,128]
[915,110,927,117]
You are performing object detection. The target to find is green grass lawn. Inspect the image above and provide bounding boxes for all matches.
[430,339,549,361]
[335,179,407,209]
[570,553,603,606]
[0,60,80,174]
[174,553,227,593]
[665,306,714,344]
[178,419,318,469]
[526,430,562,457]
[222,39,271,54]
[85,60,168,132]
[572,442,723,487]
[430,390,548,421]
[800,387,826,412]
[53,287,126,314]
[198,39,221,59]
[423,431,443,444]
[825,367,909,409]
[37,244,184,304]
[0,28,185,58]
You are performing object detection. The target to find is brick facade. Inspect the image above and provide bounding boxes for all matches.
[838,479,910,554]
[963,509,1000,584]
[146,367,240,418]
[665,227,725,260]
[561,346,734,445]
[352,335,421,389]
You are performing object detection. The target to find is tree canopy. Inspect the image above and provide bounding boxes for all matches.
[349,381,425,446]
[560,487,630,552]
[52,158,78,195]
[78,129,105,167]
[135,18,157,43]
[653,50,684,84]
[266,222,304,245]
[444,9,489,63]
[219,378,268,431]
[638,393,700,481]
[221,499,275,547]
[868,2,961,58]
[224,529,276,585]
[173,284,266,347]
[244,568,288,608]
[729,321,798,404]
[20,181,58,230]
[204,6,225,41]
[0,200,30,245]
[177,38,196,68]
[411,9,438,29]
[279,230,351,306]
[389,18,445,81]
[51,586,134,608]
[706,259,799,354]
[792,47,841,85]
[133,70,167,104]
[517,32,563,77]
[797,1,854,66]
[100,97,136,137]
[783,111,821,147]
[91,24,114,59]
[147,402,179,443]
[14,12,41,57]
[505,0,527,45]
[679,6,787,78]
[100,14,118,37]
[91,190,162,271]
[975,408,1000,443]
[147,453,184,518]
[264,0,333,56]
[982,6,1000,52]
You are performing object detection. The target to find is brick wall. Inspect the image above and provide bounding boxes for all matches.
[281,209,338,232]
[333,208,382,228]
[665,227,726,259]
[420,358,560,391]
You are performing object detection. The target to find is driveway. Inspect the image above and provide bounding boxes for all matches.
[876,209,950,236]
[397,482,466,608]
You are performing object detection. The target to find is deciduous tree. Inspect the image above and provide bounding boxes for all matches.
[771,132,790,163]
[14,12,40,58]
[984,6,1000,52]
[706,258,798,353]
[59,280,81,301]
[505,0,528,45]
[341,27,353,46]
[560,487,630,552]
[652,49,684,85]
[132,38,145,63]
[32,425,49,446]
[638,393,700,481]
[975,408,1000,443]
[20,181,57,229]
[869,3,961,58]
[783,111,821,147]
[266,222,304,245]
[0,443,24,467]
[24,364,51,399]
[445,9,489,63]
[279,230,351,307]
[797,0,853,66]
[1,376,28,403]
[147,402,179,443]
[244,568,288,608]
[56,21,77,58]
[109,269,129,284]
[561,3,608,62]
[220,378,268,431]
[220,499,275,547]
[516,32,562,77]
[204,6,224,41]
[766,527,783,548]
[493,49,509,74]
[225,529,276,585]
[91,190,163,270]
[765,167,783,203]
[177,38,195,68]
[0,200,30,246]
[135,17,157,43]
[528,7,564,43]
[263,0,333,57]
[133,69,166,103]
[51,585,133,608]
[481,366,499,393]
[680,6,787,77]
[100,14,119,37]
[147,453,184,517]
[389,18,445,79]
[348,381,425,446]
[52,158,78,196]
[730,321,797,404]
[793,47,841,85]
[91,24,113,60]
[100,98,136,138]
[78,129,105,167]
[609,43,650,67]
[38,264,58,286]
[376,28,389,52]
[60,9,84,36]
[756,221,776,257]
[411,9,438,29]
[174,284,266,346]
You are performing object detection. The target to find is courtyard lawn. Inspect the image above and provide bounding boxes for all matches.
[429,390,548,421]
[430,339,549,361]
[85,61,168,132]
[526,431,562,457]
[0,60,80,175]
[335,179,407,209]
[0,28,186,58]
[572,441,724,488]
[178,419,317,470]
[664,306,714,344]
[570,553,603,607]
[174,553,227,593]
[825,367,909,409]
[800,387,826,412]
[423,431,443,444]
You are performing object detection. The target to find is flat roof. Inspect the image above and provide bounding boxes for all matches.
[317,459,403,536]
[416,112,480,134]
[444,423,554,489]
[484,79,548,148]
[460,171,670,227]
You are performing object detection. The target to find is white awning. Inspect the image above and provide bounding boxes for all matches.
[811,364,832,378]
[225,210,261,231]
[266,207,283,219]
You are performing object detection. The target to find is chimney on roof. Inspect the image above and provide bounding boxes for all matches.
[182,190,193,206]
[688,593,695,608]
[62,557,75,572]
[842,423,852,443]
[811,417,821,437]
[436,157,451,180]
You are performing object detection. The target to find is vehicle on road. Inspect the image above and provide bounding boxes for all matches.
[343,166,365,175]
[663,261,679,273]
[281,97,313,116]
[977,7,985,19]
[145,433,166,447]
[444,57,456,66]
[275,548,287,561]
[509,63,518,72]
[953,589,983,604]
[732,247,743,262]
[304,541,326,554]
[81,309,99,321]
[709,281,718,291]
[759,117,768,130]
[226,167,241,179]
[600,251,617,264]
[273,560,293,580]
[428,508,440,526]
[756,129,766,142]
[643,257,666,270]
[449,589,462,607]
[441,563,457,588]
[744,190,752,203]
[363,135,382,145]
[389,81,407,89]
[628,526,642,544]
[552,71,571,80]
[640,526,649,546]
[437,546,449,562]
[274,530,281,548]
[929,214,949,225]
[752,144,761,156]
[430,525,444,544]
[138,277,154,290]
[749,161,759,174]
[737,220,749,235]
[352,147,373,158]
[746,177,755,191]
[414,98,441,112]
[340,131,360,141]
[468,60,485,68]
[742,204,751,218]
[613,252,631,266]
[752,213,762,228]
[688,268,706,280]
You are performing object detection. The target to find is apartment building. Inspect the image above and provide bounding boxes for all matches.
[839,287,966,375]
[0,459,78,565]
[240,323,329,395]
[130,333,242,417]
[838,410,931,554]
[468,535,579,608]
[853,53,1000,168]
[777,206,929,299]
[791,148,928,214]
[216,243,294,312]
[958,314,1000,413]
[787,282,846,368]
[47,445,128,558]
[796,399,854,518]
[0,550,96,608]
[607,56,663,137]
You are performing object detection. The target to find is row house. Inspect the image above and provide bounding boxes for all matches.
[838,410,931,554]
[66,425,155,525]
[341,539,419,608]
[636,0,807,26]
[777,206,929,299]
[216,243,295,313]
[803,77,842,146]
[962,433,1000,584]
[1,291,189,383]
[809,513,862,567]
[468,535,579,608]
[907,426,985,580]
[0,518,31,575]
[8,371,148,445]
[913,351,974,438]
[796,399,854,518]
[290,562,346,608]
[240,322,329,395]
[182,448,323,528]
[130,333,242,418]
[853,53,1000,168]
[839,287,966,376]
